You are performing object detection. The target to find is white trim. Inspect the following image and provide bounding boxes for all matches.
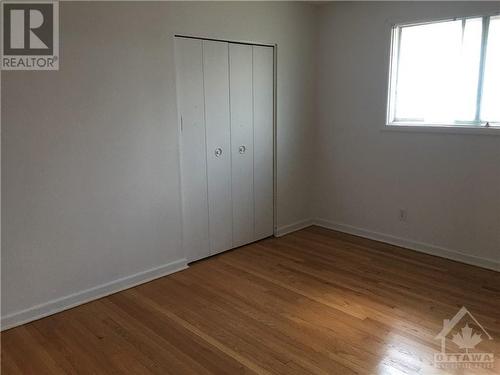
[173,34,275,48]
[1,259,189,331]
[314,219,500,272]
[387,11,500,29]
[3,219,497,331]
[382,124,500,136]
[272,44,278,237]
[275,219,314,237]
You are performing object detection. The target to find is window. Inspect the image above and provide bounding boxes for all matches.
[387,15,500,129]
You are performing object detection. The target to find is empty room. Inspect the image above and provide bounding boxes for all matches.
[1,1,499,374]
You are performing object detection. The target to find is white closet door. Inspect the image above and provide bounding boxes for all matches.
[253,46,274,239]
[203,41,233,255]
[229,44,255,247]
[175,38,210,262]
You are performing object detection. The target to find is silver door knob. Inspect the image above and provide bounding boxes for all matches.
[215,147,223,157]
[239,145,246,154]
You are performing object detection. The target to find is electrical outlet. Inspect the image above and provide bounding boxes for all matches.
[399,209,408,222]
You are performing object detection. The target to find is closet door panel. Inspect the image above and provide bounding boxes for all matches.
[229,44,255,247]
[175,38,210,262]
[203,40,233,254]
[253,46,274,239]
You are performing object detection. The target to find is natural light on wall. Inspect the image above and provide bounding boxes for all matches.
[387,15,500,128]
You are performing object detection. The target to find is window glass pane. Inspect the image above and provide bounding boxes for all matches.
[481,16,500,123]
[393,18,482,123]
[456,18,483,121]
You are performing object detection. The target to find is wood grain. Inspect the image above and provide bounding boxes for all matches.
[2,226,499,374]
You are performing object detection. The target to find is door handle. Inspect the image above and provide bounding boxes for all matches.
[239,145,246,154]
[215,147,223,157]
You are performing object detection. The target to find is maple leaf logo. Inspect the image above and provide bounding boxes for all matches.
[451,323,483,353]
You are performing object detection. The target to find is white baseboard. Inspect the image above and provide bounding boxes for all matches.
[276,219,314,237]
[1,258,189,331]
[314,219,500,272]
[3,220,496,331]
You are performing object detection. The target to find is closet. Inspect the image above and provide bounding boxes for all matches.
[175,36,274,262]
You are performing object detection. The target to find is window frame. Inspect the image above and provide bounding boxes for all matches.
[385,13,500,133]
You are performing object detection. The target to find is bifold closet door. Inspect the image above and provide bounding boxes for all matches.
[175,38,210,261]
[176,37,274,261]
[253,46,274,240]
[229,44,255,247]
[203,41,233,255]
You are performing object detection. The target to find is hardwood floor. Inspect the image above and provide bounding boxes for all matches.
[2,226,499,374]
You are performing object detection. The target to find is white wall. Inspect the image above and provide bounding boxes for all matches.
[1,1,318,327]
[4,1,499,329]
[315,2,500,269]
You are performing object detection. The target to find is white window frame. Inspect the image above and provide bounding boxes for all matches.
[386,13,500,134]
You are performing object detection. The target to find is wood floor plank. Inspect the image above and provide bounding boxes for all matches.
[2,226,499,374]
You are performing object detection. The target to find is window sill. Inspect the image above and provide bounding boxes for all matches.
[383,123,500,136]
